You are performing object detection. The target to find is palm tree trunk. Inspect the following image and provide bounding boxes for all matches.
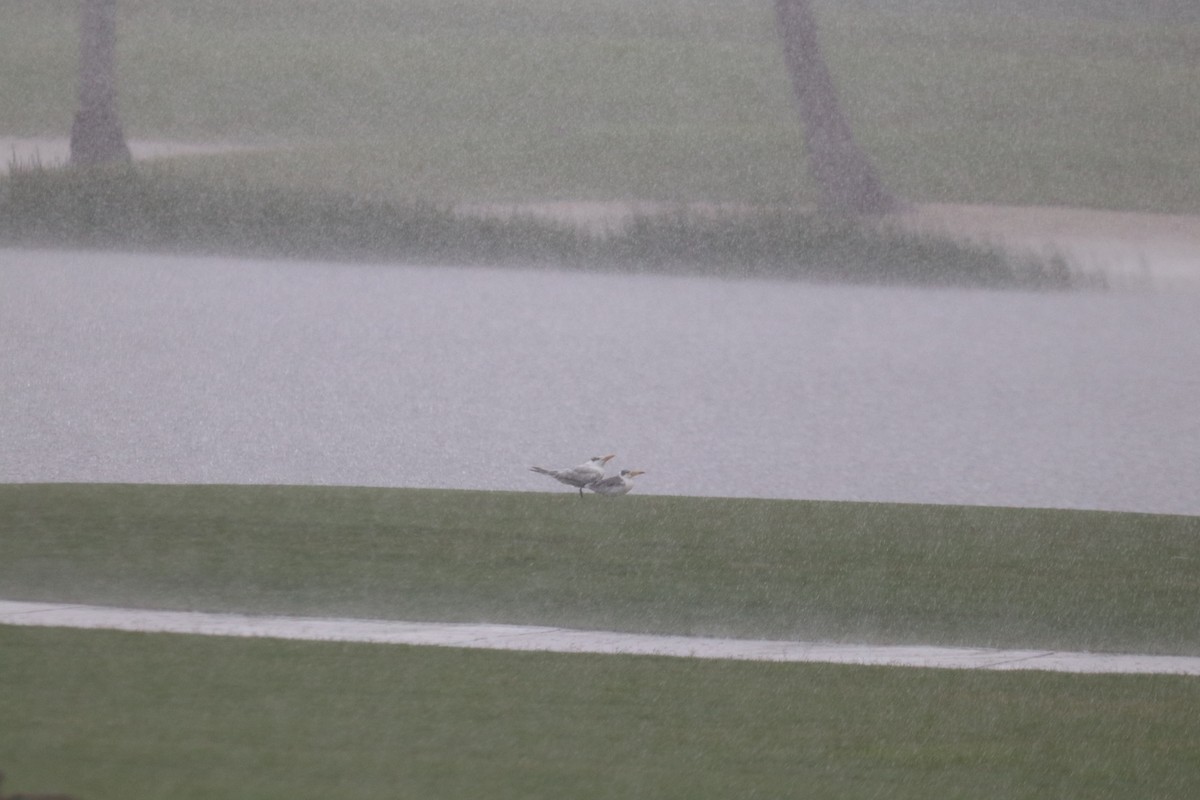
[70,0,131,166]
[775,0,894,215]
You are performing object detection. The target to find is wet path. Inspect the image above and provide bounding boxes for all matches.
[3,600,1197,676]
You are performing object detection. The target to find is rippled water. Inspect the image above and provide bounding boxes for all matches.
[3,248,1197,514]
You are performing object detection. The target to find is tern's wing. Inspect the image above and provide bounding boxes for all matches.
[556,468,592,484]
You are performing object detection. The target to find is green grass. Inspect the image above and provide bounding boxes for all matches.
[3,484,1199,798]
[2,626,1199,799]
[2,484,1197,655]
[3,1,1193,283]
[3,1,1198,212]
[0,163,1082,288]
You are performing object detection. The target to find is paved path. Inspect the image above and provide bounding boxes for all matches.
[2,600,1197,675]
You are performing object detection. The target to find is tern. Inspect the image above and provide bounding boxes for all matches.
[530,454,615,497]
[587,469,645,496]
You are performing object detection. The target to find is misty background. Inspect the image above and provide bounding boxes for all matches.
[2,0,1198,512]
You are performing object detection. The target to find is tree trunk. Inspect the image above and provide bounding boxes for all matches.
[70,0,131,166]
[775,0,895,216]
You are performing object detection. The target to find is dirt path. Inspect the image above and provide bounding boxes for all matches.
[3,600,1197,675]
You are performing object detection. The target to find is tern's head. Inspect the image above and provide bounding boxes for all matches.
[592,454,616,465]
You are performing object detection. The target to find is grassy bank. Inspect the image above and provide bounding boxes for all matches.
[3,625,1198,800]
[0,164,1080,287]
[3,1,1193,283]
[2,484,1196,655]
[3,1,1198,213]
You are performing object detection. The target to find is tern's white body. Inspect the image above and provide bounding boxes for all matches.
[587,469,645,496]
[530,455,615,496]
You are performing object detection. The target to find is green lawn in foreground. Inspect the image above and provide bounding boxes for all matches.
[3,484,1198,798]
[2,625,1199,800]
[2,484,1197,656]
[3,1,1198,212]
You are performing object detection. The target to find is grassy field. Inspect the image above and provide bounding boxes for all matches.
[3,625,1199,800]
[2,483,1200,799]
[3,0,1198,212]
[3,1,1194,285]
[3,484,1197,656]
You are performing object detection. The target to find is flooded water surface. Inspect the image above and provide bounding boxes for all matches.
[2,248,1197,514]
